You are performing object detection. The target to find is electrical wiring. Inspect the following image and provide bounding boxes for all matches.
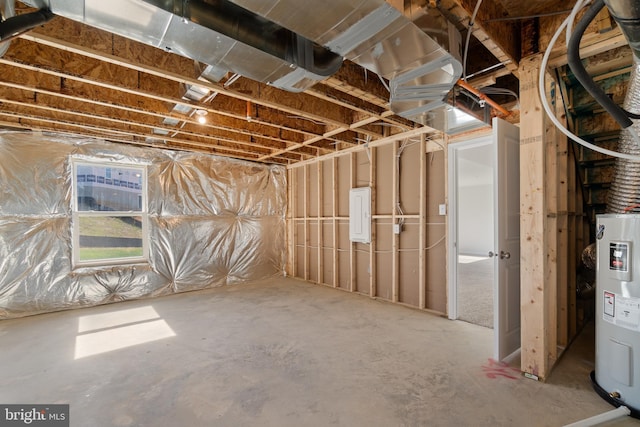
[484,9,573,22]
[378,73,391,93]
[462,0,484,82]
[566,0,589,48]
[481,87,519,102]
[425,235,446,250]
[540,0,640,161]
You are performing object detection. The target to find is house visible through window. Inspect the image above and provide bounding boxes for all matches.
[72,160,148,267]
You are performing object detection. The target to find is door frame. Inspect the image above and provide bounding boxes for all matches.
[447,134,493,321]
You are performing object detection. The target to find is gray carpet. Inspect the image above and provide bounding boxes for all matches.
[457,255,494,328]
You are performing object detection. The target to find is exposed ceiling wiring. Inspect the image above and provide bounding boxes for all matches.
[462,0,484,82]
[484,9,573,22]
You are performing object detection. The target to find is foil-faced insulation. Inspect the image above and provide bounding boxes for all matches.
[608,60,640,213]
[0,132,286,319]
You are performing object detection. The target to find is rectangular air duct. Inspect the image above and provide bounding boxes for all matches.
[21,0,477,130]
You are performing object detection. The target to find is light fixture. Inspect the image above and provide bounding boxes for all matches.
[195,109,208,124]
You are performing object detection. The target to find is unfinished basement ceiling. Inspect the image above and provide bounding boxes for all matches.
[0,0,573,164]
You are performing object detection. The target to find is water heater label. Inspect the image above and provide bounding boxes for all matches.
[604,291,615,317]
[603,291,640,332]
[609,242,629,272]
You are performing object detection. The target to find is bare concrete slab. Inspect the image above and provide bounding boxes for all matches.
[0,278,637,426]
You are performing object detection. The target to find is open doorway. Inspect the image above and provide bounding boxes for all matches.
[449,137,495,329]
[448,118,521,361]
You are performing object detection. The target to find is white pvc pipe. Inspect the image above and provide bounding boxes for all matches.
[563,405,631,427]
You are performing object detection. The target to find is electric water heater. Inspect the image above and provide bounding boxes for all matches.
[594,214,640,416]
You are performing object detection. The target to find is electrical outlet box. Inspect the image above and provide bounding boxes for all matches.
[393,223,401,234]
[439,204,447,216]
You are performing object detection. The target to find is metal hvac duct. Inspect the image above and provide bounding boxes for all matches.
[19,0,343,92]
[603,0,640,212]
[604,0,640,60]
[19,0,466,128]
[607,60,640,213]
[226,0,465,126]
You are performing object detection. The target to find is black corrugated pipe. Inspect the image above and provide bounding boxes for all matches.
[0,8,54,43]
[567,0,637,130]
[142,0,343,77]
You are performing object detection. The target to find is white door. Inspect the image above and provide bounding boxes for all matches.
[447,118,520,361]
[492,117,521,361]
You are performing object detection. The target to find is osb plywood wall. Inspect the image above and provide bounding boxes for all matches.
[287,139,448,314]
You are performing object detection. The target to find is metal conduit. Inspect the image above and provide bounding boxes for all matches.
[604,0,640,212]
[607,60,640,213]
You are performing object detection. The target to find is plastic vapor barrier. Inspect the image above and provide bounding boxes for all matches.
[0,132,286,319]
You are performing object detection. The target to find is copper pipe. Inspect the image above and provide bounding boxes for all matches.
[456,79,511,117]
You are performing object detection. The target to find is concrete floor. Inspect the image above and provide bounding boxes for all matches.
[0,277,638,427]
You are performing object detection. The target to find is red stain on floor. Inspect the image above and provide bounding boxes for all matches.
[481,358,521,380]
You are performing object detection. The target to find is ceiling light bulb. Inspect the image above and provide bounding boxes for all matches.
[195,109,208,124]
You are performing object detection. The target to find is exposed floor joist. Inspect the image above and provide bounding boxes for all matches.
[1,12,424,164]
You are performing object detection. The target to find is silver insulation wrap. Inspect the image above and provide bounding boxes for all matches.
[0,132,286,319]
[608,59,640,213]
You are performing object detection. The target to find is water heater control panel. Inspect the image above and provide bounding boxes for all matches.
[609,241,631,281]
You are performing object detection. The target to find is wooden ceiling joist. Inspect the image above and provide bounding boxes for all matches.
[2,0,584,163]
[11,27,415,162]
[438,0,520,75]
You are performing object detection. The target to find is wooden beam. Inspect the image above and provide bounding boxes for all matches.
[392,141,399,303]
[287,126,438,169]
[317,161,324,285]
[467,66,513,89]
[0,93,306,158]
[440,0,520,74]
[545,84,558,368]
[519,54,558,380]
[333,157,339,288]
[291,169,298,277]
[0,54,338,149]
[567,142,578,338]
[419,134,427,309]
[547,27,627,69]
[369,146,377,299]
[0,58,335,158]
[16,29,394,161]
[350,152,357,292]
[555,87,570,348]
[304,165,310,281]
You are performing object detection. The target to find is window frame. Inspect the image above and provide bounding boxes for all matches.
[71,159,149,268]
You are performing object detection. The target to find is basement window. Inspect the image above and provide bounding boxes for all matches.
[72,160,148,267]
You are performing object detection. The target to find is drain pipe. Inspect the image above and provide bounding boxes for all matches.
[0,5,54,55]
[563,405,631,427]
[0,0,15,56]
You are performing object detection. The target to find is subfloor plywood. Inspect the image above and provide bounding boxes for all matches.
[0,278,635,427]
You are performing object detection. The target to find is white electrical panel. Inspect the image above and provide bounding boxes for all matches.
[349,187,371,243]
